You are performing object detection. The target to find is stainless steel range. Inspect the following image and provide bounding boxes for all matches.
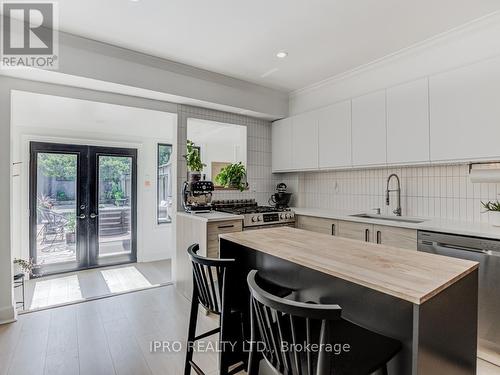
[212,199,295,230]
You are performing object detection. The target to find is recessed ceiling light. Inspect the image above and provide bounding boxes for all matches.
[276,51,288,59]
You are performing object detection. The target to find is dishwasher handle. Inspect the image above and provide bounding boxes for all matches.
[436,242,493,256]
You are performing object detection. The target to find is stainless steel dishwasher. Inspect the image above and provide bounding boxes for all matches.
[418,231,500,364]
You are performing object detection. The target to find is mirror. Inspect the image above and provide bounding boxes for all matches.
[187,118,247,189]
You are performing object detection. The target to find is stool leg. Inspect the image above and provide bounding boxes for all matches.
[247,298,260,375]
[22,277,25,310]
[185,289,199,375]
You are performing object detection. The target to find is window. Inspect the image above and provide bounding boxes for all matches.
[157,144,173,224]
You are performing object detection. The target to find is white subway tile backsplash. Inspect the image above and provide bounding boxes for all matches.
[291,164,499,223]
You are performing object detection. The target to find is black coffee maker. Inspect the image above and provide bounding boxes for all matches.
[269,183,292,209]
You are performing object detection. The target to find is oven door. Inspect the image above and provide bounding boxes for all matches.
[243,222,295,231]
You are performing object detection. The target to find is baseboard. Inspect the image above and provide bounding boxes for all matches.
[0,304,16,325]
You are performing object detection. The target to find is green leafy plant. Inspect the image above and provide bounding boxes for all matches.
[482,200,500,212]
[215,162,248,192]
[184,140,205,172]
[13,258,38,276]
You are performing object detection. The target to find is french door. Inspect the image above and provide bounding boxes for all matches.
[30,142,137,276]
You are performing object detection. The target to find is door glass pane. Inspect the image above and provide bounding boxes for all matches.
[35,153,78,267]
[97,155,133,259]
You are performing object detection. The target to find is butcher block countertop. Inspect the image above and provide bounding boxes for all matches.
[219,227,478,305]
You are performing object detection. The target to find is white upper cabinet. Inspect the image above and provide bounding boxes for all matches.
[292,111,319,170]
[318,100,352,168]
[430,57,500,162]
[386,78,430,164]
[272,118,292,171]
[351,90,387,166]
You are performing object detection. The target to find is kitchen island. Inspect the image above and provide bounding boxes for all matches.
[220,227,479,375]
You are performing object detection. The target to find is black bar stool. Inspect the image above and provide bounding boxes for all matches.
[184,244,247,375]
[246,270,402,375]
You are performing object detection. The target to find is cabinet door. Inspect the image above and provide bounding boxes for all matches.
[318,100,352,168]
[352,91,387,166]
[430,57,500,161]
[207,220,243,258]
[373,225,417,251]
[292,111,319,170]
[337,220,373,242]
[387,78,430,164]
[272,118,292,171]
[296,215,338,236]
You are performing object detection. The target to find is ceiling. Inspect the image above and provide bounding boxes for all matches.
[12,1,500,91]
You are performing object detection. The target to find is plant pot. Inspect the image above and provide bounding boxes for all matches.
[66,232,76,244]
[13,262,22,276]
[187,171,201,182]
[489,211,500,227]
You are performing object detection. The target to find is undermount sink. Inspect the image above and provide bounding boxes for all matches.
[349,213,426,224]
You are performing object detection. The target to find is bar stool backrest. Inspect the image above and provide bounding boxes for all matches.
[187,244,235,315]
[247,270,343,375]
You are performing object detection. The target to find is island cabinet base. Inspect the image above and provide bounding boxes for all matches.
[220,239,478,375]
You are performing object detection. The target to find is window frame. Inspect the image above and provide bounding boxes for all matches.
[157,143,173,225]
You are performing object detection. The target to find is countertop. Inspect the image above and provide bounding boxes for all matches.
[220,227,478,304]
[293,207,500,240]
[176,211,244,223]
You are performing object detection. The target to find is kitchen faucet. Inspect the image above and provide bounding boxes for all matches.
[386,174,402,216]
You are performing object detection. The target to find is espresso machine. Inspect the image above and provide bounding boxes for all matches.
[182,180,215,213]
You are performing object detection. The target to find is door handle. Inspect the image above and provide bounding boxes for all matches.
[90,213,98,219]
[78,214,86,219]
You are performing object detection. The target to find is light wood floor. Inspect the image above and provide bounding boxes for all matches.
[18,260,171,312]
[2,285,499,375]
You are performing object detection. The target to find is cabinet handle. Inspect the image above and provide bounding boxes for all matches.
[331,224,336,236]
[365,229,370,242]
[218,224,235,229]
[376,231,381,244]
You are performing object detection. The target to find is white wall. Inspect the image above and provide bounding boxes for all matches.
[187,118,247,181]
[0,75,180,324]
[11,91,177,264]
[289,13,500,115]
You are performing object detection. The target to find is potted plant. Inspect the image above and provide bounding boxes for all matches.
[13,258,38,276]
[215,162,248,192]
[482,201,500,226]
[65,214,76,244]
[184,140,206,182]
[114,190,126,206]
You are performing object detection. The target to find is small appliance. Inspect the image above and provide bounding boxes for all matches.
[182,180,214,213]
[268,183,292,209]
